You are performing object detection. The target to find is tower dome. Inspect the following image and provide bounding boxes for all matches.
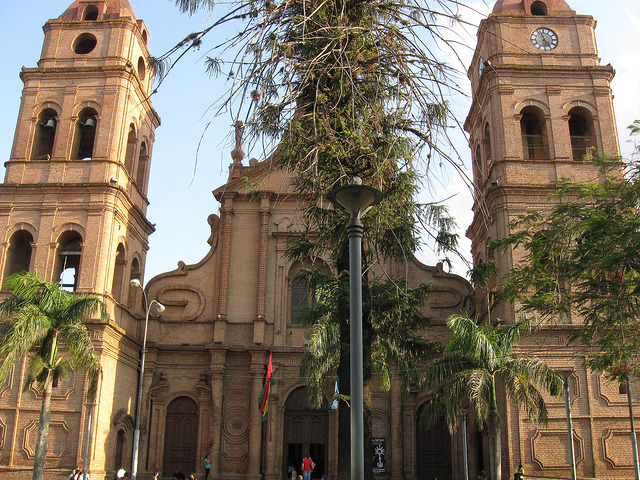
[58,0,137,21]
[492,0,575,16]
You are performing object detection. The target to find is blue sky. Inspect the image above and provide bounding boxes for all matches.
[1,1,638,282]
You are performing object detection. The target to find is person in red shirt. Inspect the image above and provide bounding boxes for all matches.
[301,456,314,480]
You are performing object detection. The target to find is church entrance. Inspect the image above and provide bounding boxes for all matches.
[282,387,329,480]
[416,408,452,480]
[163,397,199,477]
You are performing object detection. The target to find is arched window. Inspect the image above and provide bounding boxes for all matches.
[3,230,33,286]
[124,124,136,174]
[128,258,141,307]
[74,108,98,160]
[112,244,126,303]
[83,5,99,20]
[291,276,309,324]
[114,429,126,472]
[568,108,596,160]
[54,231,83,292]
[473,145,482,187]
[31,108,58,160]
[135,142,148,188]
[520,107,549,160]
[483,123,493,168]
[531,1,548,15]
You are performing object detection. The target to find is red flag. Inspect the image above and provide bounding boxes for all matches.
[258,352,273,421]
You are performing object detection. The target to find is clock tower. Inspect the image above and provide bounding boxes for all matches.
[466,1,629,479]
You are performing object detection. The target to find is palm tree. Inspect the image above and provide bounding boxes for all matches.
[420,314,562,480]
[0,271,105,480]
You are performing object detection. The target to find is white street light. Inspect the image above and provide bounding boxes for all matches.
[327,177,382,480]
[129,279,165,480]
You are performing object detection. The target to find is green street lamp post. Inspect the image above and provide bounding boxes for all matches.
[327,177,382,480]
[129,279,165,480]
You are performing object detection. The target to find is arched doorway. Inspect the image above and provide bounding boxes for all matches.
[416,406,452,480]
[163,397,199,477]
[283,387,329,479]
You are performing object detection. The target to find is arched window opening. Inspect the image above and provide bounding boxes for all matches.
[112,244,126,303]
[54,231,82,292]
[114,429,126,472]
[520,107,549,160]
[141,30,148,46]
[124,124,136,174]
[128,258,141,307]
[483,123,493,168]
[291,276,309,324]
[473,145,482,187]
[31,108,58,160]
[136,142,148,188]
[3,230,34,286]
[83,5,99,20]
[75,108,98,160]
[568,108,595,160]
[531,1,548,15]
[137,57,146,81]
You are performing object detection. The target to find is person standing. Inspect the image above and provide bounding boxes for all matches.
[204,455,211,480]
[301,456,314,480]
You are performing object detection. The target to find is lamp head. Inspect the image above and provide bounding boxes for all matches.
[327,176,383,219]
[156,303,166,313]
[130,278,142,288]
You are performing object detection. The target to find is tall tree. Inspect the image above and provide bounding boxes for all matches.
[155,1,471,477]
[0,272,105,480]
[419,314,562,480]
[491,153,640,380]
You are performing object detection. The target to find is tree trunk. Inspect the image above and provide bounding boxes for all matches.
[486,410,502,480]
[32,372,53,480]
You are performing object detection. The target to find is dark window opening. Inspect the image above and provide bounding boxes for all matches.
[137,56,146,81]
[112,244,126,303]
[3,230,34,287]
[83,5,99,20]
[520,108,549,160]
[569,110,595,160]
[128,258,141,307]
[115,429,126,471]
[73,33,97,54]
[31,109,58,160]
[75,109,98,160]
[291,276,309,323]
[483,123,492,168]
[531,1,548,15]
[136,142,148,188]
[473,145,483,187]
[124,124,136,173]
[54,231,82,292]
[620,382,628,395]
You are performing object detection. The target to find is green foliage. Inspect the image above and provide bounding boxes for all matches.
[0,271,105,401]
[420,314,561,432]
[492,155,640,379]
[298,267,438,406]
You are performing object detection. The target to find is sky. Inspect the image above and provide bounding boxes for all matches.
[0,1,638,283]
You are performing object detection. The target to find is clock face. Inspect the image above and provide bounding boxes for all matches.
[531,28,558,50]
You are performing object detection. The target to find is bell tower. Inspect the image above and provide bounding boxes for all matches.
[0,1,159,475]
[465,2,631,479]
[0,0,159,308]
[466,0,619,324]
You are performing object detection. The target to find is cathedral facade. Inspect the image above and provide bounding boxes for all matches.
[0,1,636,480]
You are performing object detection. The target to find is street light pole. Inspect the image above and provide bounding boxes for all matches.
[328,177,382,480]
[129,279,165,480]
[558,370,576,480]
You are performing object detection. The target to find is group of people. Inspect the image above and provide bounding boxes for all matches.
[476,464,524,480]
[69,468,90,480]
